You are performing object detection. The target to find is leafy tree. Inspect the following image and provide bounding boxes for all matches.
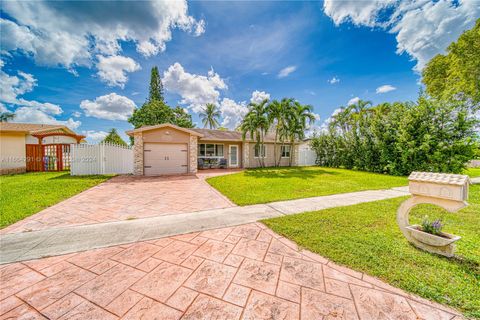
[311,95,478,175]
[422,19,480,109]
[0,112,15,122]
[129,99,175,128]
[102,128,127,146]
[149,66,164,102]
[200,103,221,129]
[172,106,194,128]
[128,67,194,130]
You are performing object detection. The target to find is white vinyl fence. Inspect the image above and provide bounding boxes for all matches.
[71,143,133,175]
[298,144,317,166]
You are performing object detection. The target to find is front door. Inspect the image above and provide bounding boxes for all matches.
[229,145,238,167]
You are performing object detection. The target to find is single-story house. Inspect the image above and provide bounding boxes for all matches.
[0,122,85,175]
[126,123,300,176]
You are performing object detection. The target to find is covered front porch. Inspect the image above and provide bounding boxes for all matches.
[197,141,243,170]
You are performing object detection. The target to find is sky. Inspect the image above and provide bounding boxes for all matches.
[1,0,479,142]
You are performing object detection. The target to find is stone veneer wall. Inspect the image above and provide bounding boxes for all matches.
[242,142,249,168]
[133,132,144,175]
[189,135,198,174]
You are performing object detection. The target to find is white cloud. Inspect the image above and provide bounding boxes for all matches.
[0,1,204,69]
[13,107,81,129]
[72,111,82,118]
[0,61,79,128]
[250,91,270,104]
[323,0,480,70]
[347,97,360,106]
[304,112,322,137]
[323,0,396,27]
[376,84,397,94]
[0,103,8,113]
[278,66,297,78]
[162,62,227,112]
[328,76,340,84]
[96,55,141,88]
[219,98,248,130]
[80,93,136,121]
[390,0,479,70]
[82,130,108,143]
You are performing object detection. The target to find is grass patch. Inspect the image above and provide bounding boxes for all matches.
[207,166,407,205]
[465,167,480,177]
[0,172,112,228]
[263,185,480,318]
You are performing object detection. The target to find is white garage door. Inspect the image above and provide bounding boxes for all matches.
[144,143,188,175]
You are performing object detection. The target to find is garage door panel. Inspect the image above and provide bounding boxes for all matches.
[144,143,188,175]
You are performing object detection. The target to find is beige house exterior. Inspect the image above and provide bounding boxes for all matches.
[0,123,85,174]
[126,123,299,176]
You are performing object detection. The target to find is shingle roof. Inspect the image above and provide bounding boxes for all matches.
[191,128,242,141]
[0,122,62,133]
[125,123,203,137]
[191,128,280,142]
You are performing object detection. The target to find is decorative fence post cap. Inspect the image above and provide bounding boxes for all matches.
[408,172,470,202]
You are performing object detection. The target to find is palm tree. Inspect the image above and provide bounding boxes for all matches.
[240,99,269,167]
[0,112,15,122]
[267,99,282,166]
[268,98,295,166]
[199,103,221,129]
[286,102,316,166]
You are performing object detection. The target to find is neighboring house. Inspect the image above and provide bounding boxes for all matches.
[126,123,300,176]
[0,123,85,175]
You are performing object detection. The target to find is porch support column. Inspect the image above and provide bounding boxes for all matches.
[242,142,249,168]
[133,132,144,175]
[37,136,44,172]
[189,135,198,174]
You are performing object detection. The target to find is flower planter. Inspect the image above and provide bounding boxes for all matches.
[405,225,461,247]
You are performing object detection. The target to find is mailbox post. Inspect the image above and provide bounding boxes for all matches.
[397,172,470,257]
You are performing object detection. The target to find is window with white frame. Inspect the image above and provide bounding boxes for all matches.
[281,145,291,158]
[254,145,266,158]
[198,143,224,157]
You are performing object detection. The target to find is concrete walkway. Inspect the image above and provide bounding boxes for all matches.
[471,177,480,184]
[1,187,409,264]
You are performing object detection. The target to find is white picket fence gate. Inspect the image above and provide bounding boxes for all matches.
[298,144,317,166]
[70,143,133,175]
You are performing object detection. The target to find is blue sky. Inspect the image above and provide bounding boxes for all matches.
[1,1,478,142]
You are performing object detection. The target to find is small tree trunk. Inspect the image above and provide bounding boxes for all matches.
[278,143,284,167]
[289,139,294,166]
[273,128,278,167]
[261,132,266,168]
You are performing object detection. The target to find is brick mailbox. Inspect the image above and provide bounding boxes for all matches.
[397,172,470,257]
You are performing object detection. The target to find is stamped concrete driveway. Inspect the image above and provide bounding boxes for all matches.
[0,223,463,319]
[2,174,235,234]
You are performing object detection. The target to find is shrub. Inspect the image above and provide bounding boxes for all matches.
[310,96,478,175]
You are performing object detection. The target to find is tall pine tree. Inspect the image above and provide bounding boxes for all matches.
[128,66,193,129]
[102,128,128,146]
[149,66,164,102]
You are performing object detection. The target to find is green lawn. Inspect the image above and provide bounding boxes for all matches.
[263,184,480,318]
[0,172,112,228]
[207,166,408,205]
[465,167,480,177]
